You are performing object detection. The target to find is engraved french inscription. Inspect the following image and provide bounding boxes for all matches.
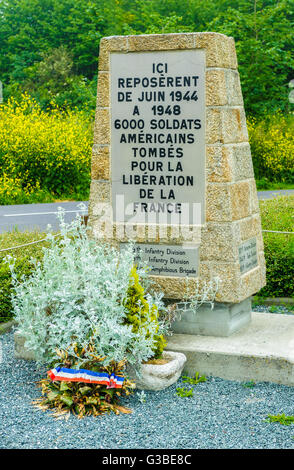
[111,50,206,225]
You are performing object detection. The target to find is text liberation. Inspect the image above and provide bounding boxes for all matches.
[111,50,205,223]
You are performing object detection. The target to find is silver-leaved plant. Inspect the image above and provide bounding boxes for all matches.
[8,206,167,368]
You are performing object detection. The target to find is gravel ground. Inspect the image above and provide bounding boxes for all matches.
[252,304,294,315]
[1,328,294,450]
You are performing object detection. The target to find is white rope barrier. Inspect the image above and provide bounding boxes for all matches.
[0,238,49,252]
[0,234,60,253]
[0,229,293,253]
[262,230,294,234]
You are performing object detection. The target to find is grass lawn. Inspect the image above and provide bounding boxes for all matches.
[259,194,294,232]
[258,194,294,299]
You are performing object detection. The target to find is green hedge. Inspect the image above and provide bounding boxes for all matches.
[0,231,48,323]
[260,237,294,298]
[258,195,294,298]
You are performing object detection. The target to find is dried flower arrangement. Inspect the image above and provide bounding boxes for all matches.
[8,206,168,417]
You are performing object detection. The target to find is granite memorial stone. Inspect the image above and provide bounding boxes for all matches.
[88,32,266,336]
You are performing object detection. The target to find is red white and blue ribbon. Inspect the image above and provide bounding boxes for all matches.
[47,367,124,389]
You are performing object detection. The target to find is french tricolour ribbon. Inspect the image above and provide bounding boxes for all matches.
[47,367,124,389]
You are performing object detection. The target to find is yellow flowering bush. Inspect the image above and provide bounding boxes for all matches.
[0,173,52,205]
[248,113,294,184]
[0,94,93,204]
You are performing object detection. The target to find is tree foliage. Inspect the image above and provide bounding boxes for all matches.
[0,0,293,115]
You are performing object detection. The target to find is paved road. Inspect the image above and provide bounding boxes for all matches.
[257,189,294,200]
[0,201,88,234]
[0,189,293,234]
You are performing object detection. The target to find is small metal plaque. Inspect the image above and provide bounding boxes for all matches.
[121,243,199,277]
[239,237,258,274]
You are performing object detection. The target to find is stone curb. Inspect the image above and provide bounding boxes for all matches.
[166,312,294,387]
[0,320,15,335]
[14,331,36,361]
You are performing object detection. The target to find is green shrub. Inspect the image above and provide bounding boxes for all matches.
[4,214,169,418]
[124,265,166,359]
[259,236,294,298]
[0,230,48,323]
[259,195,294,298]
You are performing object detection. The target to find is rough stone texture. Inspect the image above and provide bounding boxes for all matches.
[206,146,233,183]
[230,143,254,181]
[210,262,241,303]
[89,180,110,204]
[199,222,239,262]
[249,179,260,215]
[166,312,294,386]
[128,33,195,52]
[207,143,255,184]
[206,69,243,107]
[221,107,248,143]
[226,70,243,106]
[91,145,110,180]
[206,181,253,224]
[195,33,237,69]
[239,264,266,301]
[206,184,232,222]
[206,69,227,106]
[96,72,110,108]
[88,180,112,225]
[230,182,251,220]
[239,214,264,249]
[88,32,266,305]
[126,351,187,391]
[93,108,110,145]
[206,107,248,145]
[206,108,222,144]
[98,36,128,71]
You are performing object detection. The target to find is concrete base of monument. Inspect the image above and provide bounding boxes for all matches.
[171,298,252,337]
[166,312,294,387]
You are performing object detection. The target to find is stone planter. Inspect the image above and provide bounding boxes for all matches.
[126,351,187,391]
